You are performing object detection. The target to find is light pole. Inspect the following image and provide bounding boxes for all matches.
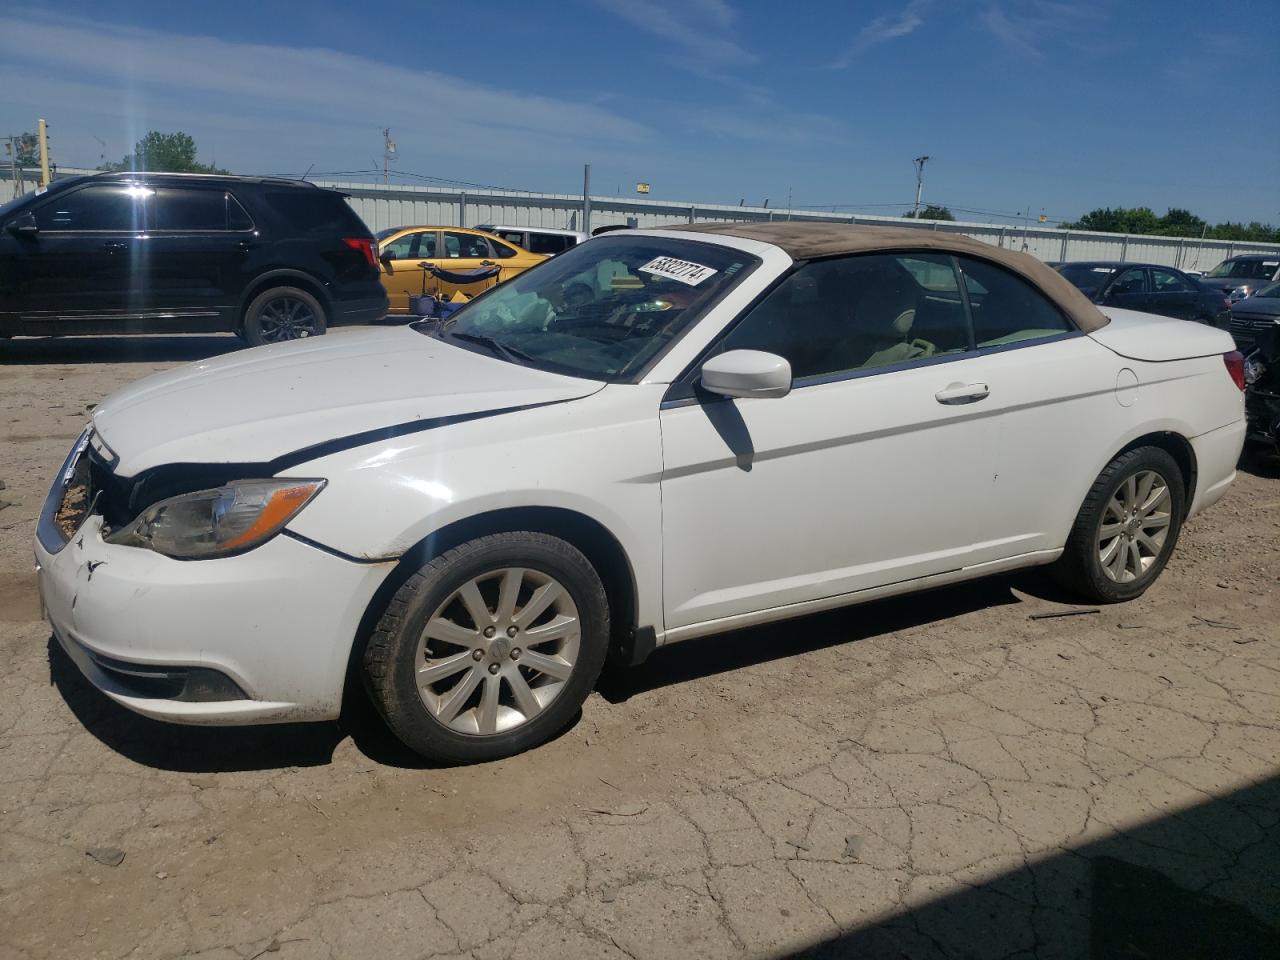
[912,155,930,217]
[382,127,396,185]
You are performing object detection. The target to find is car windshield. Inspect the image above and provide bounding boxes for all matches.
[427,235,758,381]
[1057,264,1117,290]
[1206,259,1277,279]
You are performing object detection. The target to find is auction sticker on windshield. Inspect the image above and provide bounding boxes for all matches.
[639,256,718,286]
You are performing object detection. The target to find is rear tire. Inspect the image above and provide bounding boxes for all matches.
[242,286,327,347]
[1051,446,1186,603]
[363,532,610,764]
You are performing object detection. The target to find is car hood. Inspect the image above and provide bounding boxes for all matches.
[90,328,605,476]
[1232,297,1280,317]
[1088,307,1235,362]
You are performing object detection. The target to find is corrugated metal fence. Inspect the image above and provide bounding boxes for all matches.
[7,167,1278,271]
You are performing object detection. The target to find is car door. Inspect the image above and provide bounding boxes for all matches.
[951,254,1122,558]
[1100,266,1150,312]
[143,185,255,330]
[658,253,1001,630]
[437,230,500,300]
[379,230,438,312]
[1148,267,1200,321]
[22,183,151,325]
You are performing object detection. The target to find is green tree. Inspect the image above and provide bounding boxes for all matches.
[1059,207,1160,234]
[1157,207,1206,237]
[11,132,39,166]
[903,204,955,221]
[101,131,229,174]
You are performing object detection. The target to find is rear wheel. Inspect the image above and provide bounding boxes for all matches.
[1051,446,1185,603]
[363,532,610,763]
[242,286,326,346]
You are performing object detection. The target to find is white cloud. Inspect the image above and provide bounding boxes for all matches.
[0,9,654,171]
[830,0,931,67]
[590,0,756,69]
[978,1,1096,59]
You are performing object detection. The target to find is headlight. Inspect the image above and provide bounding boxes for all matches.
[105,479,326,559]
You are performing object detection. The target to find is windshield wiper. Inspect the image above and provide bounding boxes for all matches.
[447,331,537,365]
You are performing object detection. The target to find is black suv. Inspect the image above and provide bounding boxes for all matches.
[0,172,388,345]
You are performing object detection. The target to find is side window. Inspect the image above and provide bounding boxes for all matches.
[152,187,240,231]
[719,253,968,380]
[486,238,518,259]
[496,230,526,247]
[443,231,490,258]
[380,233,416,259]
[414,231,438,258]
[527,233,569,256]
[957,256,1073,346]
[1151,268,1193,292]
[1108,267,1148,296]
[33,185,150,232]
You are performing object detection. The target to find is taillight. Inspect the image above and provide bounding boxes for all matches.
[343,237,378,267]
[1223,351,1245,391]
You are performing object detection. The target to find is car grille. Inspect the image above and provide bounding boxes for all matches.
[1229,313,1279,349]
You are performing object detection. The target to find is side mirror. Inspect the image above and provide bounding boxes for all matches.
[5,212,37,237]
[378,251,394,274]
[700,350,792,400]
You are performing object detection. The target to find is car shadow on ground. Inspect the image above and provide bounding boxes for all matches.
[597,573,1044,704]
[785,772,1280,959]
[2,335,246,365]
[47,571,1077,772]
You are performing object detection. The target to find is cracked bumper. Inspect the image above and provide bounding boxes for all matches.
[35,516,392,725]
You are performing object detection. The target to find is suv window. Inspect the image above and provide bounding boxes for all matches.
[719,253,969,380]
[494,230,527,247]
[527,233,572,256]
[1151,268,1194,292]
[34,185,151,232]
[152,187,255,231]
[443,231,491,258]
[958,256,1072,346]
[264,190,368,234]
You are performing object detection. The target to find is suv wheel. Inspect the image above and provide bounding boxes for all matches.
[363,532,610,763]
[1052,446,1186,603]
[242,286,327,346]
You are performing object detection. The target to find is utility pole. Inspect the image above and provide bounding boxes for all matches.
[381,127,395,185]
[4,137,21,200]
[92,135,106,168]
[37,118,51,187]
[912,155,930,217]
[582,163,592,235]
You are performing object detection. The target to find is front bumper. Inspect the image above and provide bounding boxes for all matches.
[37,515,392,725]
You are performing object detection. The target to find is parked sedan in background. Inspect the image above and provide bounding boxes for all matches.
[376,226,546,313]
[36,222,1245,763]
[1055,261,1230,324]
[1198,254,1280,302]
[1228,279,1280,349]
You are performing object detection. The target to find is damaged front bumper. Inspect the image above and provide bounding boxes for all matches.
[35,435,393,726]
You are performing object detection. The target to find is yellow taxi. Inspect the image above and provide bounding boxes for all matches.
[376,226,547,313]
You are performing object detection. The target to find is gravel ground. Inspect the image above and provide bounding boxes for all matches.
[1,332,1278,960]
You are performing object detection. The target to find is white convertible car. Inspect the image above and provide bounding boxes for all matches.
[36,223,1246,762]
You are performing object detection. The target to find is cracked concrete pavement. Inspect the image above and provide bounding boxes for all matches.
[1,333,1278,959]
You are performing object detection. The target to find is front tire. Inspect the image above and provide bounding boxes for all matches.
[1051,446,1186,603]
[242,286,327,347]
[363,532,610,763]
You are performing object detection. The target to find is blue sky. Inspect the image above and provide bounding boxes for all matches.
[2,1,1276,225]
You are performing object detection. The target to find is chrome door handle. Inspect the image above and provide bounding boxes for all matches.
[935,382,990,405]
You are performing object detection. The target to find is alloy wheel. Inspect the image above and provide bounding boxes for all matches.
[414,568,581,736]
[258,296,319,342]
[1097,470,1172,583]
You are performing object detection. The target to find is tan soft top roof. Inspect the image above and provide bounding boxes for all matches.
[667,221,1109,334]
